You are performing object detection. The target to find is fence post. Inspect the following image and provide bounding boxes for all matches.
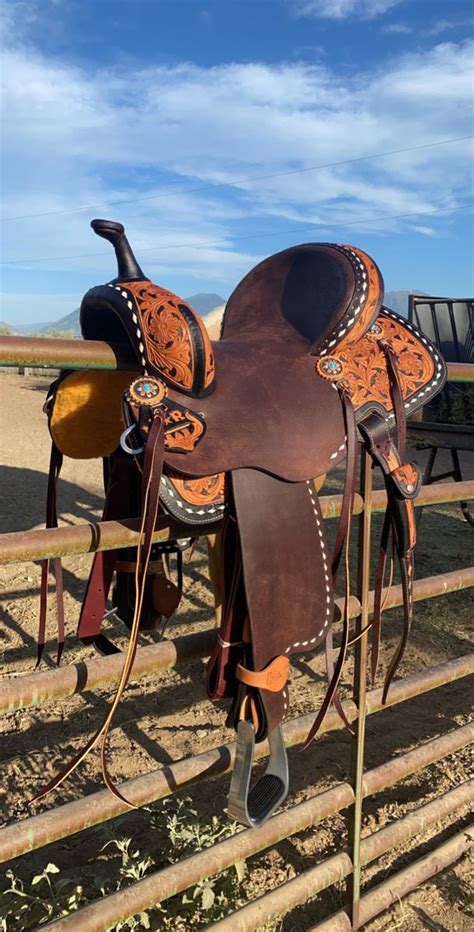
[347,448,373,928]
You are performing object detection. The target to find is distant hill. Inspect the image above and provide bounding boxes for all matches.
[14,321,53,334]
[6,290,422,336]
[186,293,225,315]
[383,290,425,317]
[14,292,227,337]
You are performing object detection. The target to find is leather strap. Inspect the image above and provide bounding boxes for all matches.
[37,442,65,666]
[236,656,289,692]
[304,384,357,747]
[33,413,166,804]
[359,345,420,698]
[206,516,246,701]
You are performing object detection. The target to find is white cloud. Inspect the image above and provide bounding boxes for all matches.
[383,22,412,34]
[291,0,404,20]
[0,36,472,293]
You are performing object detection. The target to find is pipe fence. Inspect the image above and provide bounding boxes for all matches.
[0,338,473,930]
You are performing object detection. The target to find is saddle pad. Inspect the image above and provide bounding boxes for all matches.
[49,370,133,459]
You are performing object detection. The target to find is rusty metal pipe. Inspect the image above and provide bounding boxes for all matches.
[445,361,474,382]
[212,782,474,931]
[42,738,474,931]
[312,822,474,931]
[1,574,471,716]
[1,336,470,382]
[362,725,474,797]
[44,784,355,931]
[0,335,136,371]
[1,694,471,870]
[0,516,221,565]
[2,480,473,565]
[0,629,217,715]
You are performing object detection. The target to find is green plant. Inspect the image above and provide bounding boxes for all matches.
[0,863,84,930]
[0,798,250,929]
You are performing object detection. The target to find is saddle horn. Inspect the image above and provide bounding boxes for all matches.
[91,219,148,282]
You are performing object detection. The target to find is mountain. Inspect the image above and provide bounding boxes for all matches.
[383,290,425,317]
[9,290,419,336]
[186,293,225,315]
[15,292,227,336]
[14,321,54,334]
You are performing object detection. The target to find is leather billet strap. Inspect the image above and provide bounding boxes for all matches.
[358,412,420,555]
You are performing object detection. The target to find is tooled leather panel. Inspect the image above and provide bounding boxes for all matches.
[330,313,435,413]
[122,280,215,395]
[166,472,226,507]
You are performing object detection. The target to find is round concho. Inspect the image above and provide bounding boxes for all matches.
[125,376,167,407]
[367,322,384,340]
[316,355,345,381]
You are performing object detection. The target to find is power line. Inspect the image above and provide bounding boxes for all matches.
[1,134,472,223]
[1,202,471,266]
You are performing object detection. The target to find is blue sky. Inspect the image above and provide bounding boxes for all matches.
[1,0,473,324]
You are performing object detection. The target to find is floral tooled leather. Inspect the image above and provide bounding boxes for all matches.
[123,281,215,394]
[167,472,226,507]
[316,314,435,413]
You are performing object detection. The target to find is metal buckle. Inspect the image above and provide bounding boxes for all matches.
[227,721,289,828]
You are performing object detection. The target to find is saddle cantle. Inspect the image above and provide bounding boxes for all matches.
[38,220,446,826]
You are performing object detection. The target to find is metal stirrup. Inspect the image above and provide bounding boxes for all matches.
[227,721,289,828]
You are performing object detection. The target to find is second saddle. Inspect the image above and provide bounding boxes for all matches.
[39,220,446,826]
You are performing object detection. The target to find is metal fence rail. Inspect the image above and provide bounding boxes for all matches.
[0,340,473,930]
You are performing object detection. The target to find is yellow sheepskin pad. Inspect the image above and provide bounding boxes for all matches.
[49,370,136,459]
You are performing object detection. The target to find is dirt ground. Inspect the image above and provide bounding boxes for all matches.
[0,372,473,930]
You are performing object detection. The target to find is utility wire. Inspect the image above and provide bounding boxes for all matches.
[1,134,472,223]
[1,202,471,266]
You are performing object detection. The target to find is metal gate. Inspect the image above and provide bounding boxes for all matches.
[0,336,473,930]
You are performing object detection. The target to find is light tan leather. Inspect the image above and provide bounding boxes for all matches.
[236,656,289,692]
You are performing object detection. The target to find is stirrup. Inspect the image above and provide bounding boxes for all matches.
[227,721,289,828]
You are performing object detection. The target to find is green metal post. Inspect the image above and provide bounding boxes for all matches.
[347,448,373,928]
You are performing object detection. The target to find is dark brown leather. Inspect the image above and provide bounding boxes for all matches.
[228,468,334,740]
[38,222,448,818]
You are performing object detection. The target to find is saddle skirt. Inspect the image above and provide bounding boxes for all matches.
[39,220,446,826]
